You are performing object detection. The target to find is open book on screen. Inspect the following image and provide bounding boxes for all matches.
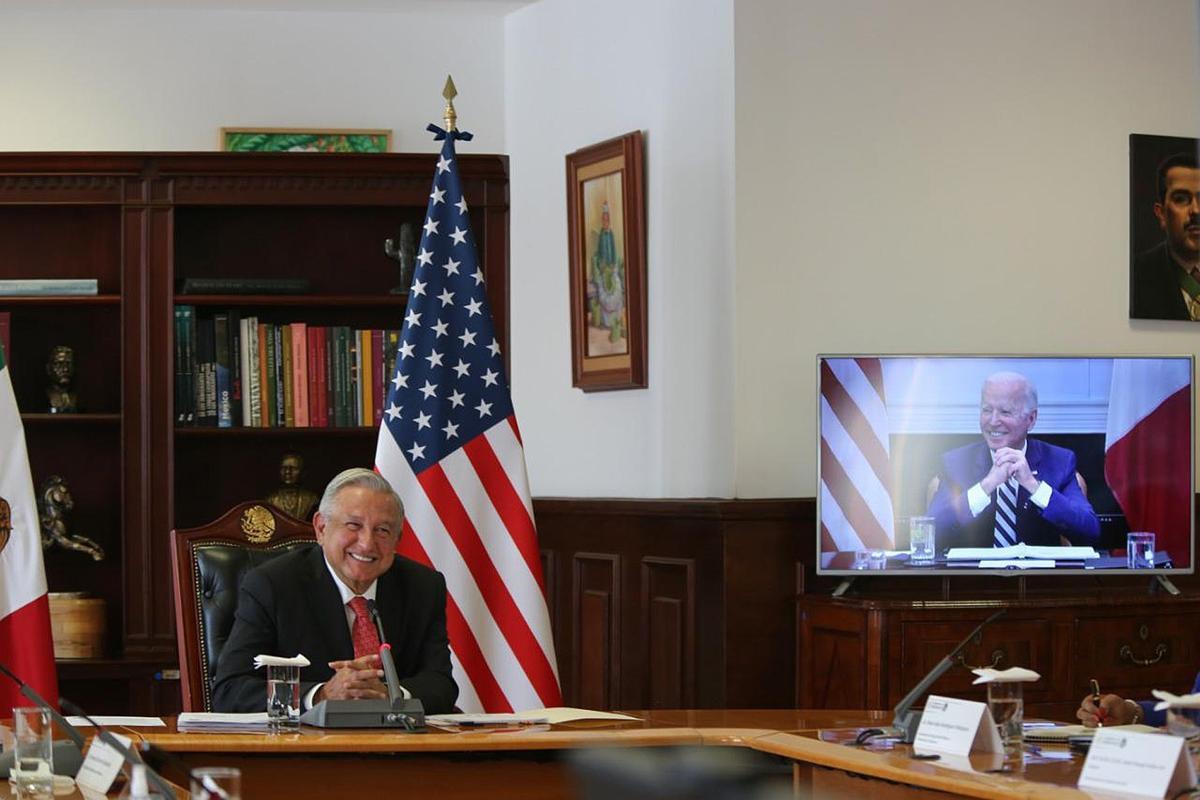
[946,543,1099,561]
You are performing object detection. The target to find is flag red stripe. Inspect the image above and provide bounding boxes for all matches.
[0,594,57,714]
[462,435,545,593]
[1105,387,1192,568]
[417,463,562,706]
[820,439,892,549]
[398,525,511,711]
[508,416,523,447]
[820,362,891,488]
[857,357,885,397]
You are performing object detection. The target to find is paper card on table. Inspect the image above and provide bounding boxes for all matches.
[1078,727,1196,798]
[912,694,1001,756]
[75,731,131,794]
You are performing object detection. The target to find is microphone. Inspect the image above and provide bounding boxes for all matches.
[58,698,178,800]
[366,598,404,706]
[858,608,1008,745]
[0,660,85,778]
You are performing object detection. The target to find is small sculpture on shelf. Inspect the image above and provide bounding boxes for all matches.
[265,451,320,521]
[45,345,78,413]
[38,475,105,561]
[383,220,418,294]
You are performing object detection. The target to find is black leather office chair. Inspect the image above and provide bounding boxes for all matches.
[171,502,314,712]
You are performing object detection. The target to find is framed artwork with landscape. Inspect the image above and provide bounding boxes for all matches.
[566,130,647,391]
[220,127,392,153]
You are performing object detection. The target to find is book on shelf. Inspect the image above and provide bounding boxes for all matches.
[290,322,308,428]
[0,278,98,296]
[176,277,311,295]
[214,312,233,428]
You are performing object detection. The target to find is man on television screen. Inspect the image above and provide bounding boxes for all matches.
[926,371,1100,550]
[1130,151,1200,320]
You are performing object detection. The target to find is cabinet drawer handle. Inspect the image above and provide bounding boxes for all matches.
[956,649,1004,670]
[1119,643,1167,666]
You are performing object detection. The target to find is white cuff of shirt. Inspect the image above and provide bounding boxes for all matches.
[967,479,1050,516]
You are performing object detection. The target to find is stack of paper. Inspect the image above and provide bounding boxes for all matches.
[176,712,271,732]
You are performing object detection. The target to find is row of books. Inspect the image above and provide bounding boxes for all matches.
[175,306,400,428]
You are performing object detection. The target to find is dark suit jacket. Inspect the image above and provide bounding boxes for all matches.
[927,439,1100,551]
[210,544,458,714]
[1131,242,1190,320]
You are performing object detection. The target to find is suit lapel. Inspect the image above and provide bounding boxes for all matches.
[374,564,408,650]
[304,547,354,658]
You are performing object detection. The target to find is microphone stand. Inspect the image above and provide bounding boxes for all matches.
[0,659,85,779]
[58,698,178,800]
[856,608,1008,745]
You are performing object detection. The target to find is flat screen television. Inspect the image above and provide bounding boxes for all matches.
[816,355,1194,576]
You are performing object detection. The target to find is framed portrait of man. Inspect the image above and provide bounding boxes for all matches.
[1129,133,1200,321]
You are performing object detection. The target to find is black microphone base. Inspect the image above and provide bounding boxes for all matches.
[0,741,83,779]
[299,697,424,730]
[893,710,922,744]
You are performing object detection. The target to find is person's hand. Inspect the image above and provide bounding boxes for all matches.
[315,654,387,702]
[993,447,1039,493]
[979,459,1011,494]
[1077,693,1137,727]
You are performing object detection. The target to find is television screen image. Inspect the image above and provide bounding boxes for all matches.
[816,355,1194,575]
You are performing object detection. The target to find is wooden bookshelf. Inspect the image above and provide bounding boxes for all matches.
[0,152,509,714]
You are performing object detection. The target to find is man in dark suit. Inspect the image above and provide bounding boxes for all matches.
[1130,151,1200,320]
[927,372,1100,551]
[211,468,457,714]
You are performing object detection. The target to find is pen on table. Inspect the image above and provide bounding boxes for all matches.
[1090,678,1108,726]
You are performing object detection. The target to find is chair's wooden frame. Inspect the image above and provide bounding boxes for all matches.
[170,502,314,712]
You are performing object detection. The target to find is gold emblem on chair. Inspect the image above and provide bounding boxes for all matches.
[240,505,276,544]
[0,497,10,554]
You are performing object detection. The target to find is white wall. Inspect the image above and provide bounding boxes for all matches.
[505,0,736,497]
[735,0,1200,497]
[0,8,507,151]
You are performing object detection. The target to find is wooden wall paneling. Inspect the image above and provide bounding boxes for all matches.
[640,557,695,709]
[572,552,620,710]
[802,603,869,709]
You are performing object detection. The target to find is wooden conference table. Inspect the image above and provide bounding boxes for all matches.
[81,709,1133,800]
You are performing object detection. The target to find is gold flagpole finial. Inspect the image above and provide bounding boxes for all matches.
[442,75,458,132]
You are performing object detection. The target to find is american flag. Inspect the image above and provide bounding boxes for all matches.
[375,126,562,712]
[819,357,896,551]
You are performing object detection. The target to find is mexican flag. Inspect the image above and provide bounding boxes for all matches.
[0,342,58,712]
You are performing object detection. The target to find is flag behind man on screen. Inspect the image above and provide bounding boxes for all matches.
[0,341,59,712]
[375,121,562,712]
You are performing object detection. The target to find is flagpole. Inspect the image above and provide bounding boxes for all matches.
[442,75,458,133]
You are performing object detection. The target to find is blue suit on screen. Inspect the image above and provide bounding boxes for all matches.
[927,439,1100,551]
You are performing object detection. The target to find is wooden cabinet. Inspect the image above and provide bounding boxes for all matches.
[798,594,1200,720]
[0,153,509,713]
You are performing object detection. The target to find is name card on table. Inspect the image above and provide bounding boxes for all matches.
[912,694,1001,756]
[75,731,131,795]
[1079,728,1196,798]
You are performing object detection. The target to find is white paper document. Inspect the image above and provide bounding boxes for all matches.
[976,559,1056,569]
[65,715,166,727]
[912,695,1001,757]
[946,544,1098,560]
[75,732,131,795]
[177,711,271,730]
[1079,727,1196,798]
[428,707,640,727]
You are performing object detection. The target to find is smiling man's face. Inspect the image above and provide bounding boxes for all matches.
[979,376,1036,452]
[315,485,400,594]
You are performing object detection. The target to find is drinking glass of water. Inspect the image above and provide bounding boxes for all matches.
[986,681,1024,763]
[266,663,301,730]
[1126,532,1156,570]
[909,516,936,565]
[12,706,53,799]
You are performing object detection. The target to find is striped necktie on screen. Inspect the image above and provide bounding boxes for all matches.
[993,478,1019,548]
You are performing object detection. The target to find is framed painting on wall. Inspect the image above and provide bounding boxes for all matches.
[566,130,647,391]
[220,127,392,153]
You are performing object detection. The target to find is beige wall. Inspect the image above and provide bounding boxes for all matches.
[734,0,1200,497]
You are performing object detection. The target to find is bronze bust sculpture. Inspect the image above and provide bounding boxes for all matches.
[39,475,105,561]
[265,451,319,521]
[46,345,78,413]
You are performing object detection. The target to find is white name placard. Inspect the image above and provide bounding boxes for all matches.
[1079,728,1196,798]
[75,731,131,795]
[912,694,1001,756]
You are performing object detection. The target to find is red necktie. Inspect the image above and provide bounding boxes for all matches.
[348,596,381,659]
